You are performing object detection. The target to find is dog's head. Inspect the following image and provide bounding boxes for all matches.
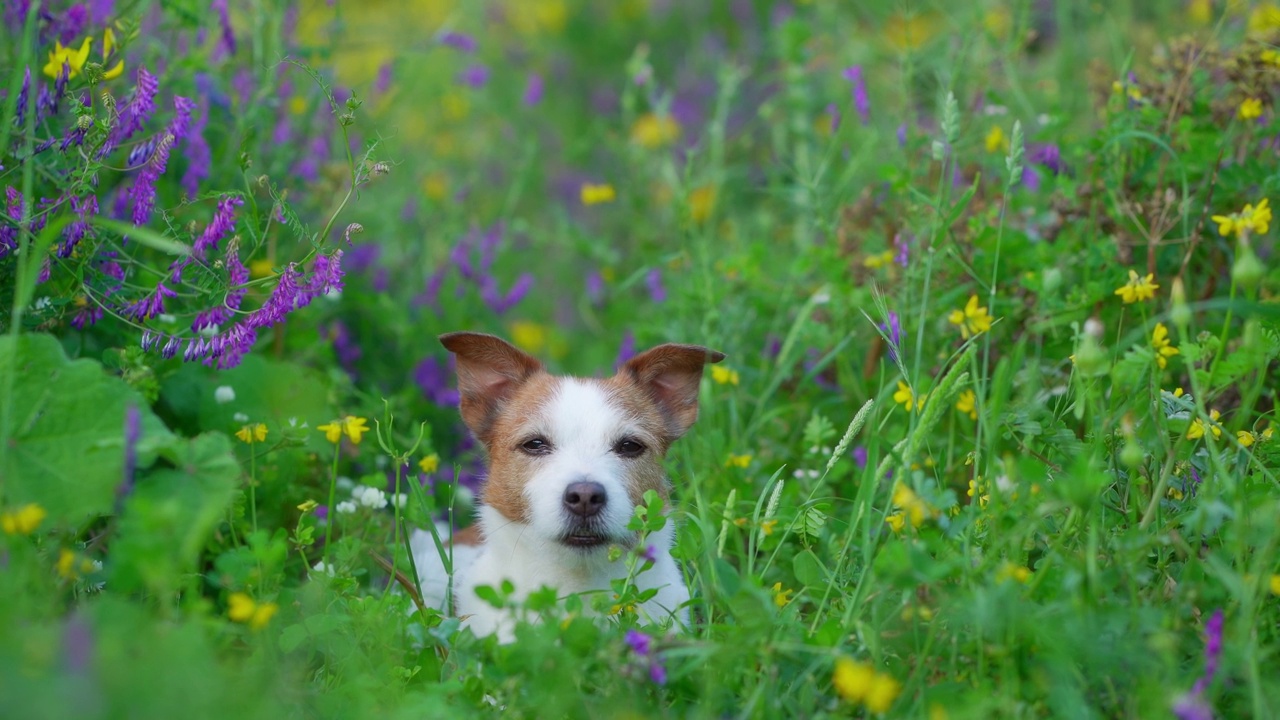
[440,332,724,551]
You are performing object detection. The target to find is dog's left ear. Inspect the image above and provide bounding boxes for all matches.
[619,343,726,441]
[439,332,544,446]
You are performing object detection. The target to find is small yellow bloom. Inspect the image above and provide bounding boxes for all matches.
[893,380,926,412]
[833,658,901,713]
[760,519,778,536]
[1263,426,1275,441]
[863,250,895,269]
[948,294,994,339]
[711,365,740,386]
[580,183,616,206]
[996,561,1032,583]
[1270,574,1280,596]
[1,503,47,535]
[1114,269,1159,303]
[235,423,268,444]
[688,185,716,223]
[43,37,93,80]
[771,582,794,608]
[885,512,905,533]
[725,453,752,469]
[955,389,978,420]
[56,548,97,580]
[892,483,932,527]
[1239,97,1264,120]
[967,478,990,508]
[317,421,343,444]
[1151,323,1179,370]
[1213,198,1271,237]
[227,592,278,630]
[249,259,275,278]
[1187,0,1212,24]
[510,320,548,354]
[1248,3,1280,36]
[297,500,318,513]
[984,125,1008,154]
[630,112,681,148]
[1167,486,1185,501]
[341,416,369,444]
[423,173,449,201]
[1237,430,1256,448]
[418,453,440,474]
[1187,409,1222,440]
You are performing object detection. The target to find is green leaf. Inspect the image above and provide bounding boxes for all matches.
[793,549,827,587]
[0,334,175,524]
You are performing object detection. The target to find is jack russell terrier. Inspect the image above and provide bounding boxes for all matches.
[411,331,724,641]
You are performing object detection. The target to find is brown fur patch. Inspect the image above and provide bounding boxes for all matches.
[598,375,676,506]
[450,523,484,547]
[479,374,561,523]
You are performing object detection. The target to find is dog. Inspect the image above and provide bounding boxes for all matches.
[411,331,724,642]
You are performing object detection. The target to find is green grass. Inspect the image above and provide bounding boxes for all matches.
[2,0,1280,717]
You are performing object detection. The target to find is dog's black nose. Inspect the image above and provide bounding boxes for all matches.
[563,481,608,518]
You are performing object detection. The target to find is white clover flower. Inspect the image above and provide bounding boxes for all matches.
[233,412,250,423]
[312,561,335,576]
[355,486,388,509]
[33,297,51,311]
[214,385,236,404]
[336,500,357,514]
[392,493,408,509]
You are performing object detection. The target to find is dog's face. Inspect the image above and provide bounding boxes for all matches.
[440,332,724,551]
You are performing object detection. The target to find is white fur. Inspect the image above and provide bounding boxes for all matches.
[412,379,689,642]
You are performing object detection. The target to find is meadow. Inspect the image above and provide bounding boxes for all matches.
[1,0,1279,717]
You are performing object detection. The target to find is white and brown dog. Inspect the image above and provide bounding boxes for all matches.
[411,332,724,641]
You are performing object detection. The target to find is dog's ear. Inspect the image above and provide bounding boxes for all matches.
[619,343,726,441]
[439,332,544,444]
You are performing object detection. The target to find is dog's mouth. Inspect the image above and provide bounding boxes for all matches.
[560,531,610,549]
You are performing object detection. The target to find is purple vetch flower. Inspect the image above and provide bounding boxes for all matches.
[645,268,667,303]
[640,544,658,563]
[119,282,177,321]
[880,310,902,364]
[851,445,868,469]
[0,186,23,257]
[293,133,328,182]
[825,102,840,133]
[493,272,533,314]
[615,330,636,369]
[1027,142,1063,174]
[308,249,345,296]
[59,194,98,257]
[841,65,869,124]
[89,0,114,24]
[439,31,476,52]
[893,233,909,267]
[625,629,652,656]
[375,61,394,94]
[182,102,211,195]
[458,64,489,88]
[586,271,605,305]
[212,0,236,55]
[14,68,30,127]
[130,97,195,225]
[648,662,667,686]
[71,302,104,329]
[414,356,461,407]
[1021,164,1041,193]
[192,245,249,331]
[325,319,362,374]
[193,195,243,258]
[523,72,544,106]
[1175,609,1225,720]
[313,504,328,521]
[102,67,159,156]
[896,122,907,147]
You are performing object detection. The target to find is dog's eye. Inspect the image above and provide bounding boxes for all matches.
[520,437,552,455]
[613,438,646,458]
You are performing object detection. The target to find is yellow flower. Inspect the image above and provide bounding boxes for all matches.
[235,423,268,444]
[947,294,994,339]
[1263,49,1280,66]
[771,582,794,608]
[227,592,278,630]
[297,499,318,513]
[711,365,740,386]
[833,658,901,713]
[892,483,932,527]
[510,320,548,354]
[1151,323,1179,369]
[1187,0,1212,24]
[893,380,926,412]
[43,37,93,79]
[725,453,752,469]
[1237,430,1256,448]
[883,11,939,50]
[984,125,1008,154]
[580,183,616,206]
[318,416,370,445]
[418,453,440,474]
[1,503,47,535]
[1113,269,1159,303]
[249,259,275,278]
[956,389,978,420]
[1167,486,1185,501]
[885,512,905,533]
[630,112,681,148]
[688,185,716,223]
[1270,574,1280,596]
[1212,199,1272,237]
[967,478,990,508]
[422,173,449,201]
[863,250,896,269]
[996,561,1032,583]
[1248,2,1280,36]
[317,421,343,444]
[760,519,778,536]
[1239,97,1264,120]
[56,548,97,580]
[1187,409,1222,440]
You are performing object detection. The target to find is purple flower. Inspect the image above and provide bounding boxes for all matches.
[645,268,667,303]
[625,629,652,656]
[193,195,243,258]
[1021,164,1041,193]
[1175,609,1225,720]
[103,67,159,156]
[615,330,637,369]
[62,612,95,675]
[523,72,544,106]
[59,194,98,257]
[212,0,236,55]
[308,249,345,296]
[586,271,605,305]
[130,97,195,225]
[880,311,902,364]
[1172,694,1212,720]
[375,61,394,94]
[852,445,868,469]
[439,31,476,53]
[893,233,909,267]
[1027,142,1063,174]
[1,186,24,257]
[14,68,30,127]
[458,64,489,88]
[414,356,460,407]
[841,65,869,124]
[896,122,907,147]
[89,0,113,24]
[640,544,657,563]
[648,662,667,686]
[825,102,840,133]
[314,504,329,521]
[182,102,211,195]
[119,282,177,321]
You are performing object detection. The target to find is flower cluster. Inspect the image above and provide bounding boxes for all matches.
[1211,198,1271,237]
[948,294,994,338]
[318,416,370,445]
[832,658,900,713]
[624,629,667,685]
[1114,270,1159,304]
[227,592,278,630]
[1,503,47,535]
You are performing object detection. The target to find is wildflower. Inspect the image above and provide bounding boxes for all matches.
[1113,269,1159,303]
[984,125,1008,153]
[948,295,994,338]
[215,386,236,404]
[1236,430,1256,448]
[2,503,48,535]
[893,381,926,412]
[1173,609,1224,719]
[711,366,740,385]
[880,311,903,363]
[1238,97,1264,120]
[771,582,794,608]
[457,64,489,88]
[1270,575,1280,596]
[1151,323,1180,369]
[625,629,652,656]
[353,486,387,509]
[833,658,901,713]
[760,519,778,536]
[439,31,477,53]
[885,512,905,533]
[1187,410,1222,440]
[523,72,544,106]
[227,592,278,630]
[967,478,990,508]
[56,548,98,580]
[725,453,752,469]
[235,423,267,444]
[419,453,440,474]
[841,65,870,124]
[580,183,616,205]
[131,96,196,225]
[688,185,716,223]
[335,500,357,514]
[630,112,681,148]
[318,416,370,445]
[863,250,895,269]
[1212,198,1271,237]
[892,484,932,527]
[996,561,1032,583]
[645,268,667,303]
[956,389,978,420]
[510,321,548,354]
[42,37,92,80]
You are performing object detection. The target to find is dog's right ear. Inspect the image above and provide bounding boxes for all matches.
[439,332,543,444]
